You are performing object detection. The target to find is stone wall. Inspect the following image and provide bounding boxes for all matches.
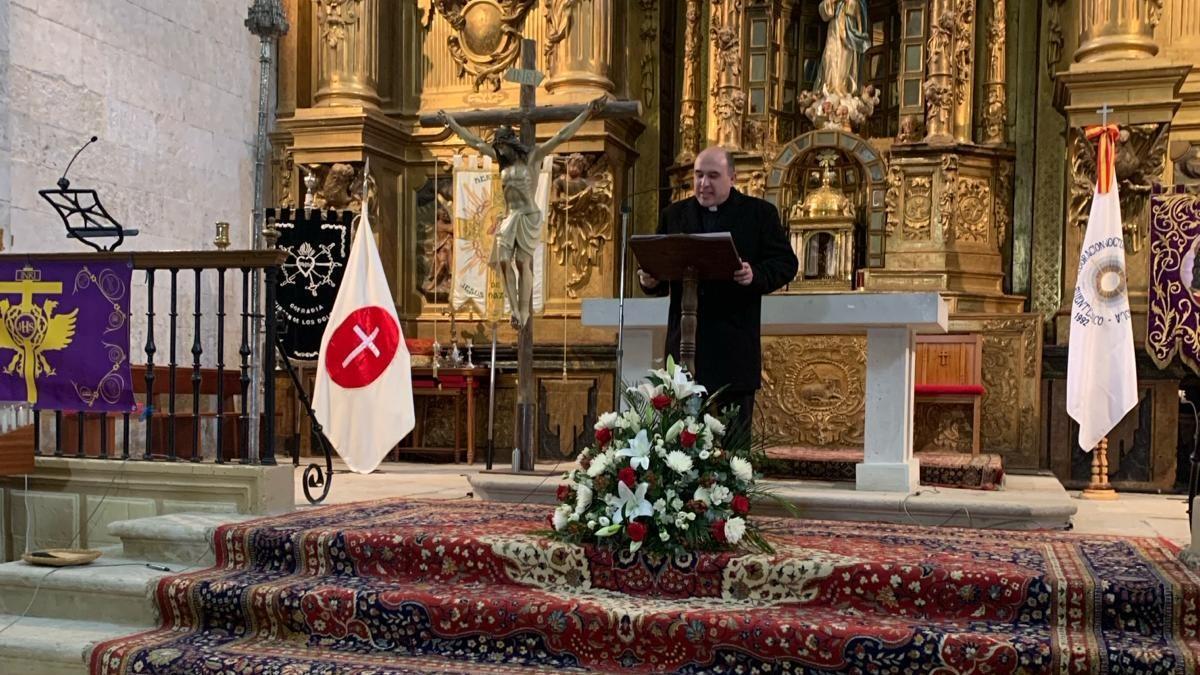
[0,0,10,243]
[4,1,263,367]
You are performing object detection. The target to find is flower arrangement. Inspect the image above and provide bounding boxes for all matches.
[549,358,775,555]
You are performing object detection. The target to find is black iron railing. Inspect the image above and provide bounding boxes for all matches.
[15,250,286,466]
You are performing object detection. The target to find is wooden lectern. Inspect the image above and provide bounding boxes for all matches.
[629,233,741,376]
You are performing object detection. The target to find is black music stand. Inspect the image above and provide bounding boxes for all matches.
[39,186,138,252]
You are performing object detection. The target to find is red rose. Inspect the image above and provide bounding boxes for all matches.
[680,429,698,447]
[731,495,750,515]
[618,466,637,488]
[711,519,727,543]
[626,520,647,542]
[556,484,571,502]
[595,427,613,446]
[651,394,672,410]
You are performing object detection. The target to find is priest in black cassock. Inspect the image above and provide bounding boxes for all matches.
[638,146,799,436]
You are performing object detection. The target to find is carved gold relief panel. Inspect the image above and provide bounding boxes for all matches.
[903,176,933,241]
[953,177,991,244]
[950,313,1042,469]
[544,152,615,305]
[757,336,867,448]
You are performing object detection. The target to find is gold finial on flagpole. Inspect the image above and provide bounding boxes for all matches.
[214,222,231,250]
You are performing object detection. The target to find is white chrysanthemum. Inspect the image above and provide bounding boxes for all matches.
[595,412,619,430]
[574,484,594,517]
[665,450,694,474]
[586,450,613,477]
[653,498,667,514]
[709,485,732,505]
[704,414,726,436]
[724,517,746,544]
[729,456,754,482]
[618,409,641,429]
[552,505,571,531]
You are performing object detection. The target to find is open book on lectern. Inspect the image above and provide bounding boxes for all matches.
[628,232,741,281]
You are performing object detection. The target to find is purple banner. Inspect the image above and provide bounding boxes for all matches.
[0,260,135,411]
[1147,186,1200,374]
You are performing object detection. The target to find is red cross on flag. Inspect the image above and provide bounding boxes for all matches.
[313,210,414,474]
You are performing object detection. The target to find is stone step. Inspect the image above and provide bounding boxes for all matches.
[0,614,139,675]
[107,511,256,565]
[0,552,175,626]
[469,471,1077,530]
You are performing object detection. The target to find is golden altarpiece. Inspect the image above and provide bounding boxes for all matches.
[265,0,1200,490]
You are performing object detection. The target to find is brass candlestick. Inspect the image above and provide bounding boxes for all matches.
[214,222,231,250]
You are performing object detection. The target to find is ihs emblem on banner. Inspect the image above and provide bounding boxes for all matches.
[0,266,77,404]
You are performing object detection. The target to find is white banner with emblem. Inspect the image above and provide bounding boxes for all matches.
[451,154,551,318]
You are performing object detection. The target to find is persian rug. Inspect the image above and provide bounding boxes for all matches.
[90,499,1199,674]
[765,447,1006,490]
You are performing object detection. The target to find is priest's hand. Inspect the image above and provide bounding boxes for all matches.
[734,261,754,286]
[637,268,659,289]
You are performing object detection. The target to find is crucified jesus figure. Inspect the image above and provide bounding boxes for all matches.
[437,95,605,328]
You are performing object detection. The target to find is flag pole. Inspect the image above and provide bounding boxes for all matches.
[1081,436,1118,500]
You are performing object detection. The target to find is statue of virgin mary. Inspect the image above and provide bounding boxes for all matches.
[812,0,872,97]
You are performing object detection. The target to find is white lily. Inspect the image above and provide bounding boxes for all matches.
[670,365,707,400]
[616,429,653,470]
[609,480,653,524]
[703,414,726,436]
[628,381,663,403]
[665,419,686,442]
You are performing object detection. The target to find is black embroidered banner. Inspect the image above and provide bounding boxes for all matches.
[270,208,352,361]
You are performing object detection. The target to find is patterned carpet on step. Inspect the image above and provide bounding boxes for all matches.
[90,499,1198,673]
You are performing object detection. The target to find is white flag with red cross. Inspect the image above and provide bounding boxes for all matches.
[313,211,414,474]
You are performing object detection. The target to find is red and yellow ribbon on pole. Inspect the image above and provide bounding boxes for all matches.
[1085,124,1119,194]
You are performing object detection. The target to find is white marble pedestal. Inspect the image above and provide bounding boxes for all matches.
[582,292,949,493]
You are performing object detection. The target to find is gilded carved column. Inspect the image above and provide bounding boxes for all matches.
[676,0,703,164]
[981,0,1007,145]
[951,0,976,144]
[923,0,955,146]
[709,0,745,151]
[1075,0,1163,63]
[313,0,381,107]
[544,0,615,96]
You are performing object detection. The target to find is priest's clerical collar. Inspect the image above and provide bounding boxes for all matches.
[707,205,718,212]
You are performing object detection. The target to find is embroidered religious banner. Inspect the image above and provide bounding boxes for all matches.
[1147,185,1200,373]
[451,154,550,318]
[270,208,352,361]
[0,260,134,411]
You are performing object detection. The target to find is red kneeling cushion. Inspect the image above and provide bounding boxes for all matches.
[915,384,986,396]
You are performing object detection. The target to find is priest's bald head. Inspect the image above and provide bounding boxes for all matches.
[693,147,736,208]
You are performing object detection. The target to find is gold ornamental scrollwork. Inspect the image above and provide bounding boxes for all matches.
[316,0,362,48]
[546,154,614,299]
[543,0,579,71]
[954,178,991,244]
[937,154,959,240]
[675,0,703,164]
[914,405,971,453]
[431,0,538,92]
[758,336,867,448]
[903,176,932,240]
[637,0,658,107]
[884,164,902,235]
[981,0,1007,146]
[996,161,1013,245]
[960,315,1040,467]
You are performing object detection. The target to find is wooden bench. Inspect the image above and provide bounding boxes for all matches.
[915,334,985,454]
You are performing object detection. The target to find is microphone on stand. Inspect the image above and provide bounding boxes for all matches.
[614,183,680,410]
[57,136,99,190]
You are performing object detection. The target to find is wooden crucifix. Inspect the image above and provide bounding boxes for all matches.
[419,39,640,472]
